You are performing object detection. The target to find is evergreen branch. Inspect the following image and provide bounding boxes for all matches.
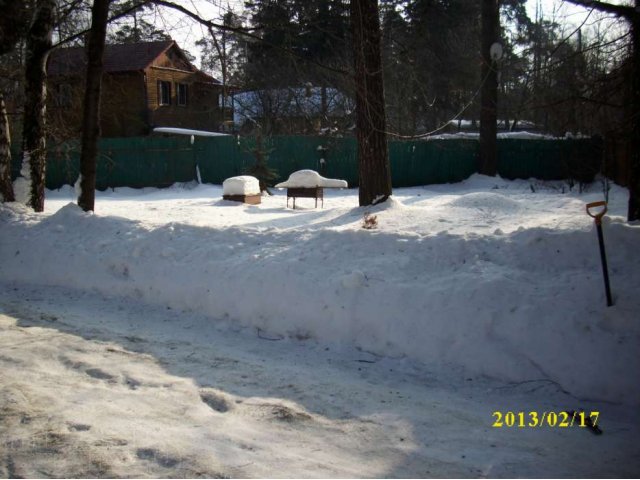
[150,0,349,78]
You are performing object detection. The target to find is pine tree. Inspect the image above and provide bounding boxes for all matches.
[244,128,278,193]
[78,0,111,212]
[479,0,500,176]
[351,0,391,206]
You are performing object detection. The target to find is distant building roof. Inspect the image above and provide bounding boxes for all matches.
[232,87,353,125]
[48,40,218,84]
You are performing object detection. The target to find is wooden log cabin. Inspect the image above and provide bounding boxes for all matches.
[47,40,232,137]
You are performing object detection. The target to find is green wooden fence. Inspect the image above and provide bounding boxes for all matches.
[10,135,602,190]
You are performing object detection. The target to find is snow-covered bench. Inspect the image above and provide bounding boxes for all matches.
[275,170,348,209]
[222,176,261,204]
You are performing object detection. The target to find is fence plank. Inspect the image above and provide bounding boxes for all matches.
[8,135,602,191]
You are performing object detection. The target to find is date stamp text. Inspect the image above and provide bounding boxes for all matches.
[492,410,602,433]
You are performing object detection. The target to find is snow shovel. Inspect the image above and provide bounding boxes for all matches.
[586,201,613,307]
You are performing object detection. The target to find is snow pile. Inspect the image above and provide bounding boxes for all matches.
[153,127,230,137]
[1,177,639,406]
[424,131,559,140]
[275,169,348,189]
[447,191,522,212]
[497,131,557,140]
[5,282,638,478]
[222,176,260,196]
[12,152,32,205]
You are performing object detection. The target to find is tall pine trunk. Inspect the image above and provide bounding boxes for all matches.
[350,0,392,206]
[628,3,639,220]
[78,0,111,212]
[17,0,55,212]
[0,92,15,202]
[479,0,499,176]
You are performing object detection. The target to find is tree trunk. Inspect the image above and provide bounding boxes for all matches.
[479,0,499,176]
[0,92,15,202]
[628,5,639,220]
[0,0,28,203]
[350,0,392,206]
[77,0,110,212]
[17,0,55,212]
[321,85,327,129]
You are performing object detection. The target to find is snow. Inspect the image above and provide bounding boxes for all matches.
[430,131,563,140]
[1,175,639,477]
[152,127,230,137]
[275,169,348,188]
[222,176,260,196]
[12,151,31,205]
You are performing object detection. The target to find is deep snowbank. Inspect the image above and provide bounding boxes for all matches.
[1,190,638,405]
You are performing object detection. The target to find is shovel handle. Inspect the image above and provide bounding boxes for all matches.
[586,201,607,225]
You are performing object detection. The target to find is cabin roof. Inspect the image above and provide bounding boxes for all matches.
[48,40,219,83]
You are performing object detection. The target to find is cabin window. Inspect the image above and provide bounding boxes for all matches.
[177,83,188,106]
[158,80,171,106]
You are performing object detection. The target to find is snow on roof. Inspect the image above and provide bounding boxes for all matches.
[275,170,348,189]
[153,128,230,137]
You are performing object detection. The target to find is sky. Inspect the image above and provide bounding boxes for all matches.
[145,0,630,71]
[526,0,592,19]
[525,0,633,26]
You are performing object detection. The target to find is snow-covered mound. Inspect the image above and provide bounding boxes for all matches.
[275,170,348,189]
[1,178,638,405]
[447,192,522,213]
[223,176,260,196]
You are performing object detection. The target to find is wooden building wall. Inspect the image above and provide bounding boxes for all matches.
[48,73,148,138]
[47,76,84,140]
[101,73,148,137]
[47,47,226,138]
[145,66,224,132]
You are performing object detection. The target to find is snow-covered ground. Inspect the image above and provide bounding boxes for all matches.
[1,175,639,477]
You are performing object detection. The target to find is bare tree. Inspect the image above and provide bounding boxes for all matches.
[565,0,639,221]
[77,0,111,212]
[351,0,391,206]
[0,93,14,201]
[15,0,55,212]
[0,0,31,202]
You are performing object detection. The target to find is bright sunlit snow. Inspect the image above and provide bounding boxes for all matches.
[1,175,639,478]
[152,127,231,137]
[222,176,261,196]
[275,169,349,188]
